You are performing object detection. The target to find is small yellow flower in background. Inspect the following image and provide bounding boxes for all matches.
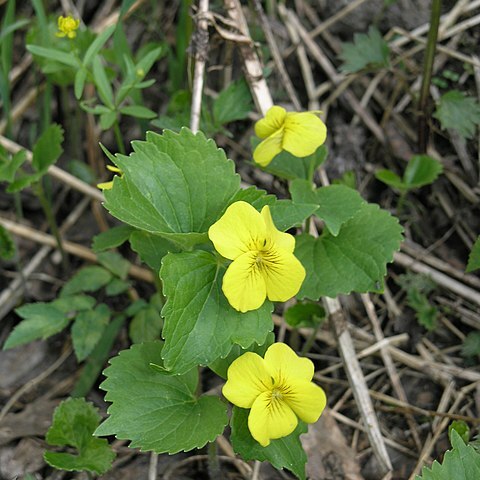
[208,201,305,313]
[56,15,80,39]
[223,342,326,446]
[97,165,122,190]
[253,105,327,167]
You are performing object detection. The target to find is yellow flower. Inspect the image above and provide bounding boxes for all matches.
[223,342,326,446]
[56,15,80,39]
[97,165,122,190]
[253,105,327,167]
[208,201,305,313]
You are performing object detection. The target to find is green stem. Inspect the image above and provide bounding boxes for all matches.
[417,0,442,153]
[35,181,68,270]
[397,190,407,215]
[300,321,321,356]
[207,441,221,480]
[113,120,126,155]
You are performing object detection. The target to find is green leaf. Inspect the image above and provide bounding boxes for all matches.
[0,149,27,182]
[129,305,163,343]
[52,295,96,313]
[231,407,307,480]
[92,55,114,108]
[160,250,273,374]
[269,199,318,231]
[31,123,64,173]
[103,128,240,243]
[82,24,116,67]
[466,236,480,273]
[95,342,228,453]
[105,278,130,296]
[296,203,403,298]
[257,140,328,181]
[284,301,325,328]
[119,105,156,119]
[129,230,180,272]
[61,266,113,297]
[448,421,470,445]
[71,304,110,362]
[213,79,253,125]
[44,397,115,474]
[97,251,130,279]
[99,111,117,130]
[461,331,480,358]
[339,26,390,73]
[290,181,366,236]
[433,90,480,139]
[0,224,15,259]
[375,169,406,190]
[92,225,135,252]
[403,155,443,188]
[415,429,480,479]
[27,45,79,68]
[4,303,69,349]
[74,68,87,99]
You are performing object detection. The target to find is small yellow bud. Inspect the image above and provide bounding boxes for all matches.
[136,68,145,78]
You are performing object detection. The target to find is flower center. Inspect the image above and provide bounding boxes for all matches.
[271,388,283,400]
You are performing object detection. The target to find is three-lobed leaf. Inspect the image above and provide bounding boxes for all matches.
[433,90,480,139]
[160,250,273,374]
[44,397,115,474]
[61,266,113,297]
[339,26,390,73]
[95,342,228,453]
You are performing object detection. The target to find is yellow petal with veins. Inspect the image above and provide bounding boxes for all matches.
[283,379,327,424]
[248,391,298,447]
[253,129,283,167]
[264,343,314,383]
[222,251,266,312]
[208,201,266,260]
[222,352,271,408]
[260,205,295,253]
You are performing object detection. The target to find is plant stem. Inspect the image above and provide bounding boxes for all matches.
[207,441,221,480]
[417,0,442,153]
[113,120,126,155]
[35,181,68,270]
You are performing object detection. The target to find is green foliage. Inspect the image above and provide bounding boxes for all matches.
[95,342,228,453]
[92,225,135,252]
[415,429,480,479]
[0,224,15,259]
[103,129,240,247]
[448,421,470,444]
[6,124,64,192]
[466,236,480,273]
[290,181,365,236]
[231,407,308,480]
[160,250,273,374]
[128,302,163,344]
[461,331,480,358]
[396,274,438,331]
[44,398,115,474]
[433,90,480,139]
[61,266,113,297]
[0,150,27,182]
[71,304,110,361]
[296,203,403,298]
[129,230,179,272]
[97,251,130,279]
[376,155,443,192]
[285,301,325,329]
[256,140,328,181]
[339,26,390,73]
[213,79,253,126]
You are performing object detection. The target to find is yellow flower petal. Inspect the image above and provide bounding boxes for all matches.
[253,129,283,167]
[97,180,113,190]
[264,343,314,383]
[106,165,122,173]
[261,247,306,302]
[248,391,298,447]
[283,379,327,424]
[282,112,327,158]
[222,352,271,408]
[222,251,267,312]
[254,106,287,139]
[208,201,266,260]
[260,205,295,253]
